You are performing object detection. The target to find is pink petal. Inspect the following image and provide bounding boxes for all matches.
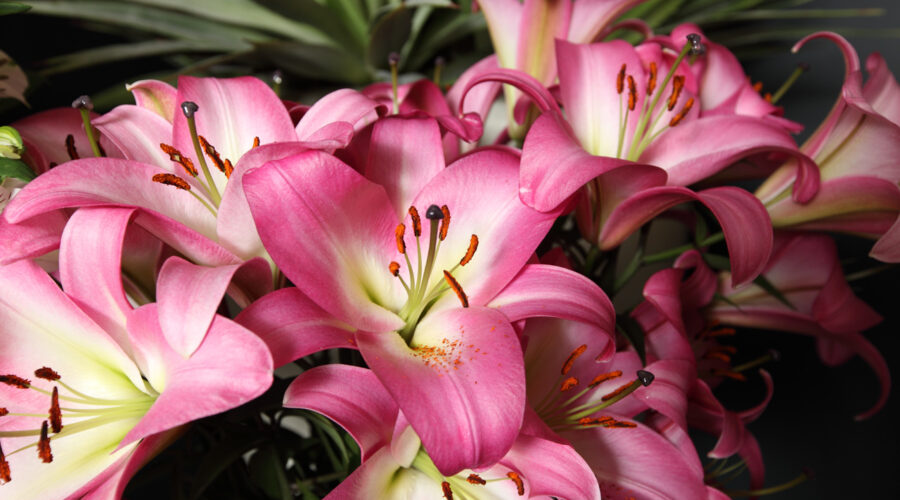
[243,150,404,333]
[447,55,501,119]
[870,214,900,262]
[127,79,178,122]
[460,68,560,118]
[501,433,601,500]
[516,0,572,85]
[477,0,523,68]
[0,210,68,265]
[863,52,900,127]
[356,307,525,475]
[121,304,272,447]
[235,287,357,368]
[295,88,384,141]
[284,365,398,461]
[567,0,647,43]
[93,104,174,169]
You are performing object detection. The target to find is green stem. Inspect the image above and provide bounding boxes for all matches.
[642,232,725,264]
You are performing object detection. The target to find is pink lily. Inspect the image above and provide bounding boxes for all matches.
[237,128,615,474]
[283,364,600,499]
[756,33,900,262]
[0,206,272,498]
[710,232,890,420]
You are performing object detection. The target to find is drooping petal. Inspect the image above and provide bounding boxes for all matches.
[127,79,178,122]
[295,88,383,141]
[870,215,900,262]
[284,365,398,461]
[447,55,501,120]
[235,287,357,368]
[356,307,525,476]
[0,210,68,265]
[243,150,404,333]
[863,52,900,127]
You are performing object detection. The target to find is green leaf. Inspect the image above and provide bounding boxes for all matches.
[248,446,292,500]
[188,431,268,500]
[258,0,366,55]
[702,253,732,271]
[305,411,350,471]
[402,10,486,71]
[254,41,371,85]
[0,157,36,182]
[0,2,30,15]
[40,40,235,76]
[753,273,796,310]
[368,4,413,68]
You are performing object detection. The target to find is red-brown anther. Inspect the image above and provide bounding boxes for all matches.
[442,481,454,500]
[560,377,578,392]
[704,351,731,363]
[159,143,199,176]
[38,421,52,463]
[667,75,685,111]
[152,173,192,191]
[616,64,626,94]
[0,375,30,389]
[389,261,401,276]
[395,224,407,254]
[0,442,9,484]
[600,381,633,402]
[49,386,62,434]
[764,92,773,103]
[712,370,747,382]
[460,235,478,266]
[562,344,588,375]
[627,75,637,111]
[668,97,694,127]
[588,370,623,388]
[647,61,658,96]
[439,205,451,241]
[34,367,60,381]
[409,206,422,237]
[0,408,8,416]
[252,136,260,148]
[443,270,469,308]
[199,135,227,174]
[467,474,487,485]
[224,158,234,178]
[707,327,736,338]
[752,81,763,93]
[507,472,525,496]
[65,134,79,160]
[578,416,614,426]
[606,420,637,428]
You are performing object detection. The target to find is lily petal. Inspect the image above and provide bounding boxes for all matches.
[127,79,178,122]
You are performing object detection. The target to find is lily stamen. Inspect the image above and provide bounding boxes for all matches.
[72,95,105,158]
[181,101,222,206]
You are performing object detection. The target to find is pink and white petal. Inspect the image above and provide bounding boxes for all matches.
[411,147,557,309]
[365,116,446,219]
[567,0,647,43]
[13,108,120,173]
[156,256,271,358]
[461,68,561,118]
[488,263,615,340]
[816,109,900,184]
[131,209,240,268]
[501,433,601,500]
[93,105,175,169]
[235,287,357,368]
[520,113,636,212]
[516,0,572,85]
[641,267,687,335]
[217,141,312,259]
[284,365,398,461]
[863,52,900,127]
[59,207,137,354]
[243,151,404,333]
[295,88,383,140]
[477,0,523,68]
[127,79,178,122]
[600,186,773,286]
[0,210,68,265]
[447,55,501,119]
[357,307,525,476]
[767,176,900,231]
[121,305,272,447]
[636,359,694,430]
[812,262,882,334]
[870,214,900,262]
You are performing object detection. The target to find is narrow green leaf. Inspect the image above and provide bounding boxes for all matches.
[248,446,292,500]
[254,41,370,85]
[403,11,486,71]
[368,4,413,68]
[305,412,350,470]
[40,40,233,76]
[753,274,796,310]
[0,157,36,182]
[0,2,30,15]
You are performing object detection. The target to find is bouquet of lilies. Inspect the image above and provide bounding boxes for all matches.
[0,0,896,498]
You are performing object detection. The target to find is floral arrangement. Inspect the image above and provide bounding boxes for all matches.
[0,0,896,498]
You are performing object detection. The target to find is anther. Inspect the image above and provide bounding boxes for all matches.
[439,205,451,241]
[409,206,422,237]
[71,95,93,111]
[601,381,633,401]
[199,135,227,174]
[49,387,62,433]
[34,367,60,381]
[562,344,588,375]
[426,204,444,220]
[507,472,525,496]
[0,408,8,416]
[223,159,234,178]
[443,270,468,308]
[388,52,401,67]
[252,136,260,149]
[159,143,198,176]
[668,97,694,127]
[0,442,9,484]
[616,64,626,94]
[38,421,52,463]
[181,101,199,119]
[389,261,401,276]
[467,474,486,485]
[560,377,578,392]
[152,173,192,191]
[637,369,654,386]
[627,75,637,111]
[442,481,453,500]
[667,75,685,111]
[588,370,622,388]
[65,134,79,160]
[0,375,30,389]
[459,235,478,266]
[395,224,407,254]
[647,62,658,96]
[686,33,706,56]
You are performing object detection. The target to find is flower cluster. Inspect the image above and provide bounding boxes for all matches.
[0,1,896,498]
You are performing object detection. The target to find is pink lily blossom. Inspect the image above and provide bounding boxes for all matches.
[710,232,890,420]
[283,364,600,499]
[0,206,272,498]
[756,33,900,262]
[237,127,615,474]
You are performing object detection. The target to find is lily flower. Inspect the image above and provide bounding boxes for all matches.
[710,232,890,420]
[283,364,600,499]
[0,206,272,498]
[755,33,900,263]
[237,130,615,474]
